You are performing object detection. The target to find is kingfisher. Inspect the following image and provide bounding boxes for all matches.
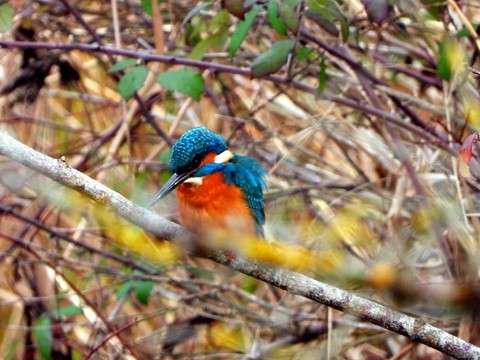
[150,127,266,237]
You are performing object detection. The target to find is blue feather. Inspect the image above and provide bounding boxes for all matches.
[223,155,266,236]
[170,127,227,174]
[193,163,225,177]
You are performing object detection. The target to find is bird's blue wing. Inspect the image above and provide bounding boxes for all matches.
[223,155,266,236]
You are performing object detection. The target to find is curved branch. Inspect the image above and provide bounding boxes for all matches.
[0,130,477,359]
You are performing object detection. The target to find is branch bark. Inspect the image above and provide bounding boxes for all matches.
[0,130,477,359]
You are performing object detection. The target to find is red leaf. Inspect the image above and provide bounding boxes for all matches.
[459,133,479,163]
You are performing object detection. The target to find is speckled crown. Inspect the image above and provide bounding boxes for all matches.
[170,127,227,174]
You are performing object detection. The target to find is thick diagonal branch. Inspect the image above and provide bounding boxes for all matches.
[0,130,477,359]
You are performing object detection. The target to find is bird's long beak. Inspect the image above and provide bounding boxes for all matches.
[148,171,193,207]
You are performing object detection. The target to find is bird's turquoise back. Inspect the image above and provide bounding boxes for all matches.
[223,155,266,236]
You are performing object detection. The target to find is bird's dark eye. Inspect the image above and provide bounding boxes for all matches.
[181,152,205,174]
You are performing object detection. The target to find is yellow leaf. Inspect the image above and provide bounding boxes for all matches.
[463,95,480,129]
[93,205,180,265]
[208,322,248,352]
[240,237,342,272]
[367,262,396,289]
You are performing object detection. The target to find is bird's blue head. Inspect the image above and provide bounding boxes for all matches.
[170,127,227,174]
[149,127,228,206]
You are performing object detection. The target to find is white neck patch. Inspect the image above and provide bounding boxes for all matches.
[214,150,234,164]
[183,150,233,187]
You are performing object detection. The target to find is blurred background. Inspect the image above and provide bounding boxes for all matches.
[0,0,480,358]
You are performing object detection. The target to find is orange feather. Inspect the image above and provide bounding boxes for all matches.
[176,153,255,235]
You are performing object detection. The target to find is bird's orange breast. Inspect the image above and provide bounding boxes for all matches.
[176,153,255,235]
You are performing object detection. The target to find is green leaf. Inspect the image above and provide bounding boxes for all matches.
[0,4,14,33]
[191,33,227,60]
[52,305,82,318]
[422,0,445,20]
[456,24,478,39]
[318,57,328,93]
[457,26,470,38]
[109,59,137,73]
[142,0,152,15]
[117,66,149,99]
[278,0,300,32]
[209,9,230,34]
[186,6,227,59]
[190,36,216,60]
[267,0,287,35]
[251,39,295,77]
[285,0,301,6]
[71,350,83,360]
[33,315,52,360]
[307,0,348,40]
[116,280,134,300]
[141,0,162,16]
[340,17,349,42]
[296,46,314,62]
[308,0,341,22]
[437,37,466,81]
[186,265,214,280]
[242,276,258,293]
[181,2,212,27]
[228,5,261,57]
[134,280,155,305]
[157,69,205,100]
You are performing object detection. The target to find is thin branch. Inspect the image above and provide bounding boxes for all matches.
[57,0,103,43]
[300,29,454,149]
[0,230,142,358]
[0,39,453,153]
[54,1,173,147]
[0,130,478,359]
[0,204,157,274]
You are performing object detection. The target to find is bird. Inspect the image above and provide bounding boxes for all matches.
[150,127,266,238]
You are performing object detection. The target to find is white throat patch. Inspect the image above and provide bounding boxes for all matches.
[184,176,203,185]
